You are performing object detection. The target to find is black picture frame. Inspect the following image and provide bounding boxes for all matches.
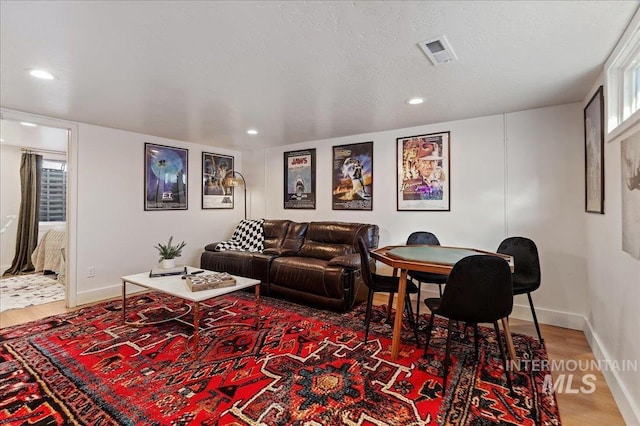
[284,149,316,209]
[144,143,188,210]
[396,131,450,211]
[584,85,605,214]
[202,152,234,209]
[332,141,373,210]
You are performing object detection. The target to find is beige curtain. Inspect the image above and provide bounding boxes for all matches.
[4,153,42,275]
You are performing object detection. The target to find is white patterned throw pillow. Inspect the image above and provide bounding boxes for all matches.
[215,219,265,252]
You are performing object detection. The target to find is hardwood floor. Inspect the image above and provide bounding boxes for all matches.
[0,296,626,425]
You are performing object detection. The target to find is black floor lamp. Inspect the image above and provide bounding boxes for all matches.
[224,171,247,219]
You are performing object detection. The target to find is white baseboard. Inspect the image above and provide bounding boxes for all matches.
[583,320,640,426]
[412,288,584,330]
[509,303,584,331]
[76,283,146,306]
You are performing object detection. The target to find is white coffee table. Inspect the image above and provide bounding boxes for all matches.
[121,266,261,356]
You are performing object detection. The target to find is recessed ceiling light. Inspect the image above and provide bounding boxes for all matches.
[0,138,4,142]
[247,129,258,135]
[407,97,425,105]
[20,122,37,127]
[29,69,55,80]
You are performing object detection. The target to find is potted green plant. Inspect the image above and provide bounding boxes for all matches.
[154,236,186,268]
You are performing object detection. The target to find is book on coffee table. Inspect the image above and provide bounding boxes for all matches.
[149,266,187,278]
[186,272,236,292]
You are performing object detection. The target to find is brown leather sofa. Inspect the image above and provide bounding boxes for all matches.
[200,220,379,312]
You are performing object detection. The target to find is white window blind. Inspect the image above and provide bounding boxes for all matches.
[39,160,67,222]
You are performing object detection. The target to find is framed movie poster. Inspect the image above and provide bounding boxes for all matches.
[202,152,234,209]
[144,143,188,210]
[332,141,373,210]
[584,85,605,214]
[397,131,450,211]
[284,148,316,209]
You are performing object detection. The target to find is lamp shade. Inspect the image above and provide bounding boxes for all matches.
[225,176,245,187]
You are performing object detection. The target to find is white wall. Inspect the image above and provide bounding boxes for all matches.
[584,81,640,424]
[250,103,587,328]
[505,107,587,327]
[0,144,22,271]
[74,124,244,304]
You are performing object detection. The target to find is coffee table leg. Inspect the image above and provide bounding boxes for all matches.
[192,302,200,358]
[255,283,261,330]
[122,280,126,322]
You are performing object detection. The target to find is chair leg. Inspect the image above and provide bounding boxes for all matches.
[404,292,420,344]
[473,323,479,361]
[423,310,436,357]
[527,293,543,342]
[415,281,422,320]
[364,290,375,343]
[438,284,443,297]
[442,319,454,394]
[493,321,513,393]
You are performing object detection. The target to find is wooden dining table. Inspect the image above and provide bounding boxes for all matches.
[370,245,517,362]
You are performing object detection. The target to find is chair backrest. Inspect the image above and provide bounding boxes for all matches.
[406,231,441,246]
[497,237,541,291]
[437,255,513,323]
[356,236,376,290]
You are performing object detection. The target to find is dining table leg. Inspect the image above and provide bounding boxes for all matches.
[386,268,398,322]
[500,317,519,368]
[391,269,408,360]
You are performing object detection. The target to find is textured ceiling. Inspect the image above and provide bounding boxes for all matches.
[1,1,638,150]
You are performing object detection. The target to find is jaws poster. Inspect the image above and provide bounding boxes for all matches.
[284,149,316,209]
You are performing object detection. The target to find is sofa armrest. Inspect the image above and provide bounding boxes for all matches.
[204,242,222,252]
[328,253,361,269]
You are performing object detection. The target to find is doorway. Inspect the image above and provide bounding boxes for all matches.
[0,109,78,307]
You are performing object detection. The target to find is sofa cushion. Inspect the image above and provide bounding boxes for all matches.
[216,219,265,252]
[263,220,290,250]
[299,222,373,260]
[281,222,309,254]
[270,256,339,298]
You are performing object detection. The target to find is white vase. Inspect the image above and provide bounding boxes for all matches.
[160,258,176,269]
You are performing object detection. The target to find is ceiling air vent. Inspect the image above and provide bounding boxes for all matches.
[418,35,458,65]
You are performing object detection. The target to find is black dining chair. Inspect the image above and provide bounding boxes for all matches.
[423,255,513,394]
[406,232,448,319]
[497,236,543,341]
[356,237,420,344]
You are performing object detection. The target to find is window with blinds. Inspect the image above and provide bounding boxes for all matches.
[39,160,67,222]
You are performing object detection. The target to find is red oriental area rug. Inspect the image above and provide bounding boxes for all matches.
[0,292,561,425]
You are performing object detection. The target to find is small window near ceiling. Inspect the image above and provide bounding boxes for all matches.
[39,159,67,222]
[606,12,640,135]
